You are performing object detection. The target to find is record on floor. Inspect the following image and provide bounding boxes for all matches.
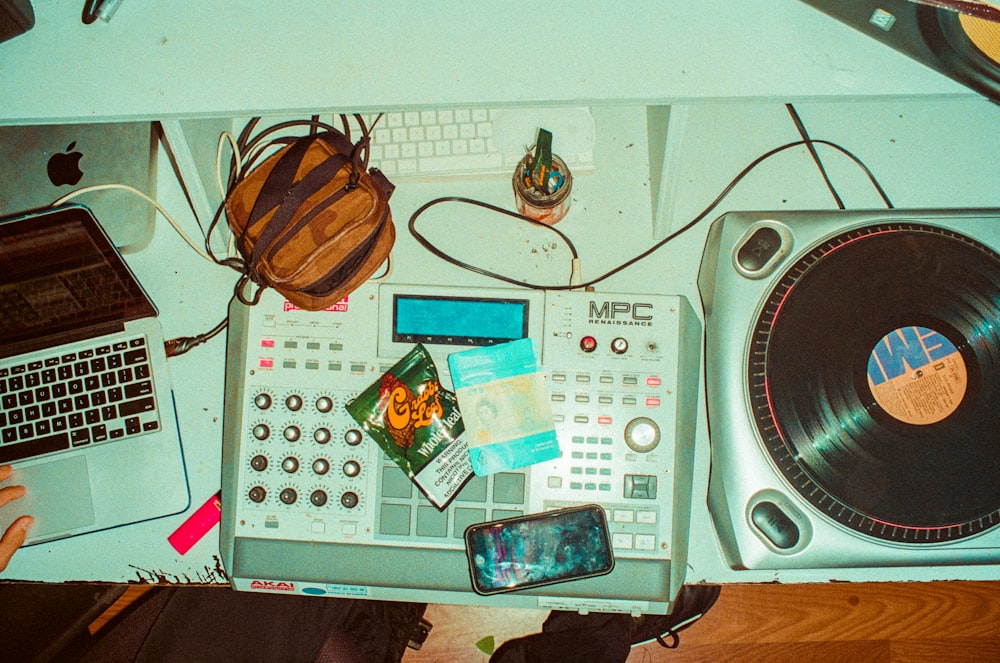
[748,222,1000,543]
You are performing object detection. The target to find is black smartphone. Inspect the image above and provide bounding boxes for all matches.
[463,504,615,595]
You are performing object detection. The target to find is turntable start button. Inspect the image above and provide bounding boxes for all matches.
[737,226,782,273]
[750,501,800,550]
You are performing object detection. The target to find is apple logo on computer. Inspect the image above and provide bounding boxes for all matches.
[47,142,84,186]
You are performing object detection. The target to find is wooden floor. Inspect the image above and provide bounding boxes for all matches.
[91,580,1000,661]
[401,581,1000,662]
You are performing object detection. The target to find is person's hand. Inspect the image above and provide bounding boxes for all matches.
[0,465,33,572]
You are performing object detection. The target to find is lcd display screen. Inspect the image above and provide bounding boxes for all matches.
[392,294,529,346]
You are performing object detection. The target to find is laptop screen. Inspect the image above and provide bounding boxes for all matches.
[0,206,156,358]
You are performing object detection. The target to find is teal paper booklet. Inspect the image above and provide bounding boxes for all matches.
[448,338,560,475]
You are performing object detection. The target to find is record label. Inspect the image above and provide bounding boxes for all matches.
[866,325,967,426]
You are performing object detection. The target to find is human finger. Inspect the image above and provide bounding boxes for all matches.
[0,483,27,509]
[0,516,33,573]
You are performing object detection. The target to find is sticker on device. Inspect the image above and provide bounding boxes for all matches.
[866,325,967,426]
[283,297,349,313]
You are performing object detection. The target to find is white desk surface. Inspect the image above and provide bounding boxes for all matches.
[0,0,973,125]
[3,98,999,589]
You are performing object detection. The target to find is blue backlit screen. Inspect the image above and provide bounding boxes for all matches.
[392,295,529,346]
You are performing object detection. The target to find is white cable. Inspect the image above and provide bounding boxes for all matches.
[50,183,213,261]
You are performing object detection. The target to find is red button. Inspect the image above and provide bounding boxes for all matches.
[259,358,274,368]
[597,416,612,425]
[646,376,661,387]
[261,339,275,348]
[645,397,660,407]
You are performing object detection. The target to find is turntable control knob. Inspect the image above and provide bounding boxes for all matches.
[737,226,782,273]
[625,417,660,452]
[611,337,629,355]
[254,393,272,410]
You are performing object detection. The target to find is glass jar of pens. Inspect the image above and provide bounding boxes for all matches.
[512,128,572,225]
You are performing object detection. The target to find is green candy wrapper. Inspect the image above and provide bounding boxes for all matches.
[345,344,472,510]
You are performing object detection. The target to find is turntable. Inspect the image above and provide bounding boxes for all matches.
[699,209,1000,570]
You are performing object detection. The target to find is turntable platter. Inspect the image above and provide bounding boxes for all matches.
[749,223,1000,543]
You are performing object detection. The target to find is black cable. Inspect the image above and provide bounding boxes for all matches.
[785,103,845,209]
[81,0,100,24]
[165,317,229,358]
[408,138,894,291]
[407,197,579,289]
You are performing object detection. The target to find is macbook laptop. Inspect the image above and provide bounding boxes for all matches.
[0,122,157,253]
[0,204,189,546]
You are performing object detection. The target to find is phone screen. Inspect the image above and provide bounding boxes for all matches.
[464,504,615,595]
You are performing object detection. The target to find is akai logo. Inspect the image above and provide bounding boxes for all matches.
[588,301,653,326]
[250,580,295,592]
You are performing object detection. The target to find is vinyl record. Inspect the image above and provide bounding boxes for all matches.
[748,223,1000,543]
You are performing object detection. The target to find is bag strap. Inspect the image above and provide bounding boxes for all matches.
[220,114,388,306]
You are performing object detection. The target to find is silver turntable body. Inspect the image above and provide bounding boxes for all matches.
[698,208,1000,570]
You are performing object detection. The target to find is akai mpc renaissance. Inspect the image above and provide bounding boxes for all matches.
[220,282,701,614]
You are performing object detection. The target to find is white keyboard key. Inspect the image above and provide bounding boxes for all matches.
[360,106,595,178]
[417,152,503,174]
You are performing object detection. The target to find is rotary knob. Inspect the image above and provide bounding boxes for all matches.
[315,396,334,413]
[310,490,328,507]
[341,491,359,509]
[611,337,629,355]
[252,424,270,441]
[344,429,363,446]
[283,425,301,442]
[312,458,330,475]
[314,427,332,444]
[624,416,660,453]
[279,487,298,505]
[248,486,267,503]
[281,456,300,473]
[285,394,303,411]
[254,393,272,410]
[250,454,268,472]
[343,460,361,478]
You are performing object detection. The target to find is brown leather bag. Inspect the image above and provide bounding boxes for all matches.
[223,116,395,310]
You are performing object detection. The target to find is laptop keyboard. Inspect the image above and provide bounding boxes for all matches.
[0,337,161,464]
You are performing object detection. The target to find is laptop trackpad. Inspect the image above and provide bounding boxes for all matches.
[0,456,96,542]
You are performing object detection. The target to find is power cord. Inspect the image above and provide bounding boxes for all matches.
[408,137,895,292]
[785,103,846,210]
[164,317,229,358]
